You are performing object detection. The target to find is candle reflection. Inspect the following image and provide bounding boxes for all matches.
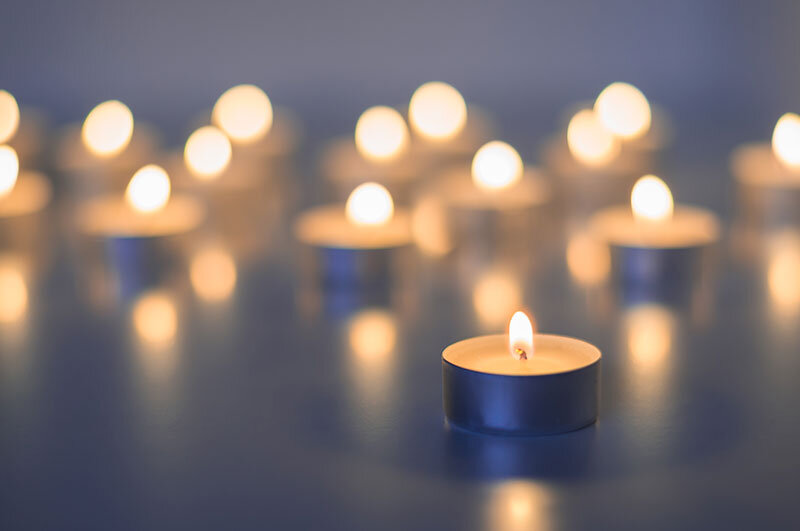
[0,255,28,325]
[485,480,553,531]
[411,195,452,257]
[131,290,179,380]
[624,304,674,368]
[190,244,237,303]
[766,231,800,320]
[566,231,610,287]
[472,268,522,329]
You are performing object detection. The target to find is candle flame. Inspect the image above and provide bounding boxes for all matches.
[0,90,20,144]
[471,140,523,191]
[0,145,19,198]
[125,164,171,214]
[81,100,134,157]
[631,175,673,222]
[184,125,232,180]
[408,81,467,141]
[212,84,273,144]
[508,310,534,360]
[772,112,800,169]
[594,82,652,140]
[567,109,620,166]
[345,182,394,226]
[354,106,409,161]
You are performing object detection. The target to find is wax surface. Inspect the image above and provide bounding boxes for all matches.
[731,143,800,188]
[77,196,204,237]
[443,334,600,376]
[0,172,51,217]
[294,205,412,249]
[321,138,423,187]
[437,167,551,211]
[591,205,719,248]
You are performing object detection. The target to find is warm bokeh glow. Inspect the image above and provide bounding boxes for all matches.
[348,309,397,363]
[0,145,19,198]
[472,269,522,328]
[771,112,800,169]
[486,481,553,531]
[625,304,673,367]
[184,125,232,180]
[567,109,620,166]
[471,140,523,191]
[408,81,467,141]
[345,182,394,226]
[566,232,610,287]
[631,175,673,222]
[132,291,177,346]
[411,196,451,256]
[0,90,20,144]
[508,311,534,360]
[354,106,409,161]
[0,258,28,323]
[190,245,237,302]
[125,164,171,213]
[767,233,800,316]
[594,82,652,139]
[81,100,134,157]
[212,84,273,143]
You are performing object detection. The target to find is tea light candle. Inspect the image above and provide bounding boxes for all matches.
[0,145,51,219]
[443,311,601,435]
[294,182,412,288]
[593,82,670,156]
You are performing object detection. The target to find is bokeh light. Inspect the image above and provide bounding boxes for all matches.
[125,164,171,213]
[212,84,273,144]
[408,81,467,141]
[81,100,134,157]
[471,140,523,190]
[184,125,232,180]
[354,106,409,161]
[345,182,394,226]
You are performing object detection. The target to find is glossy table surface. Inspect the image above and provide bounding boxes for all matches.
[1,135,799,531]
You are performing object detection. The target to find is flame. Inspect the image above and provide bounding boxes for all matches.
[132,291,177,346]
[472,269,522,328]
[190,244,237,302]
[0,257,28,324]
[772,112,800,169]
[508,311,534,360]
[0,90,20,144]
[212,84,273,143]
[81,100,134,157]
[594,82,652,139]
[566,109,620,166]
[354,106,409,161]
[631,175,673,222]
[125,164,171,214]
[345,182,394,226]
[408,81,467,141]
[0,145,19,198]
[471,140,523,191]
[566,231,610,287]
[348,309,397,363]
[184,125,232,180]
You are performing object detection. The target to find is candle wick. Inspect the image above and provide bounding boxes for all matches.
[515,348,527,360]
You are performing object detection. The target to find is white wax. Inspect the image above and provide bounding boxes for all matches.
[294,205,412,249]
[443,334,600,376]
[590,205,720,249]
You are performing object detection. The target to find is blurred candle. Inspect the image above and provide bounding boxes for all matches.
[0,90,20,144]
[82,100,135,158]
[0,144,51,218]
[567,109,621,167]
[355,106,409,162]
[594,82,652,141]
[408,81,467,141]
[0,145,19,197]
[212,84,273,144]
[183,125,232,180]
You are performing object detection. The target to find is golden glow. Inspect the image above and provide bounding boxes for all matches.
[408,81,467,141]
[771,112,800,169]
[594,82,652,139]
[190,245,237,302]
[184,125,232,180]
[81,100,134,157]
[471,140,523,191]
[486,481,553,531]
[0,145,19,198]
[0,257,28,324]
[566,232,610,287]
[767,233,800,315]
[625,304,673,367]
[566,109,620,166]
[212,84,273,143]
[631,175,673,222]
[132,291,177,346]
[0,90,20,144]
[508,311,534,360]
[125,164,171,214]
[472,269,522,328]
[348,309,397,363]
[354,106,409,161]
[345,182,394,226]
[411,196,451,256]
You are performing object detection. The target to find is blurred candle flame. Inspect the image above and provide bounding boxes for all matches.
[0,145,19,198]
[125,164,171,213]
[408,81,467,141]
[771,112,800,169]
[631,175,673,222]
[508,311,534,360]
[81,100,134,157]
[0,90,20,144]
[594,82,652,140]
[345,182,394,226]
[566,109,620,167]
[472,268,522,328]
[184,125,232,180]
[212,84,273,144]
[354,106,409,162]
[471,140,523,191]
[190,244,237,302]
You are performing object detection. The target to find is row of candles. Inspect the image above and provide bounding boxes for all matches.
[0,80,797,436]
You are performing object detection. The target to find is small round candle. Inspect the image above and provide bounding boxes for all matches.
[0,146,51,218]
[442,311,601,436]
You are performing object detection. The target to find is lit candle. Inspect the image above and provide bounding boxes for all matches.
[0,90,21,145]
[442,311,601,435]
[0,145,51,219]
[294,182,412,288]
[1,89,49,167]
